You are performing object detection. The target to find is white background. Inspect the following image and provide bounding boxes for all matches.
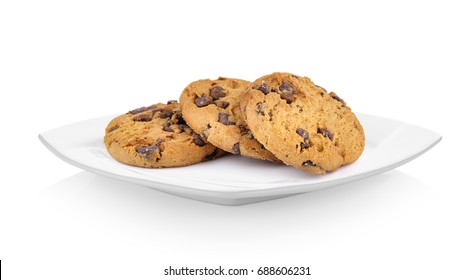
[1,0,472,279]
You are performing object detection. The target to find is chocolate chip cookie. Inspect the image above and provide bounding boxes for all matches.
[179,77,279,162]
[240,72,365,174]
[104,101,226,168]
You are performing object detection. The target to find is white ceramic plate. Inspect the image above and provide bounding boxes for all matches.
[39,113,441,205]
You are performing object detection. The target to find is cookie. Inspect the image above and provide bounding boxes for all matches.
[104,101,226,168]
[240,72,365,174]
[179,77,279,162]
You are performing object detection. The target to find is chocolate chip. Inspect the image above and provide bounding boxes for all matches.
[210,86,225,100]
[238,125,253,138]
[203,149,220,161]
[278,81,296,104]
[151,108,163,116]
[233,143,240,155]
[256,102,265,116]
[133,113,152,122]
[258,81,269,94]
[280,91,295,104]
[302,160,315,167]
[329,92,346,106]
[174,112,187,125]
[296,128,309,141]
[279,81,296,94]
[318,128,334,140]
[163,122,173,132]
[218,112,235,125]
[178,124,190,132]
[215,100,229,109]
[194,94,213,107]
[192,132,206,146]
[159,110,173,119]
[300,142,310,149]
[136,145,160,159]
[297,128,310,150]
[129,105,156,115]
[313,84,327,93]
[194,138,206,147]
[167,100,178,104]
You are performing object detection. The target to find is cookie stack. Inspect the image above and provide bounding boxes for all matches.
[104,72,365,175]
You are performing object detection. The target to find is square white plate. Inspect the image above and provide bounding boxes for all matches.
[39,113,441,205]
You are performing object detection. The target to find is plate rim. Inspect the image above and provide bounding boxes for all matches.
[39,112,442,202]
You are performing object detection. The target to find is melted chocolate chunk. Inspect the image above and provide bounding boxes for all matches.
[279,81,296,94]
[256,102,265,116]
[204,148,220,161]
[151,108,163,116]
[296,128,309,140]
[159,110,173,119]
[133,114,152,122]
[280,91,295,104]
[317,128,334,140]
[233,143,240,155]
[167,100,178,104]
[312,82,327,93]
[277,81,296,104]
[163,122,173,132]
[210,86,226,100]
[300,142,310,149]
[129,105,156,115]
[174,112,187,125]
[238,125,253,138]
[136,145,160,159]
[329,92,346,106]
[178,124,190,132]
[296,128,310,150]
[218,112,235,125]
[192,132,206,146]
[258,81,269,94]
[194,94,213,107]
[215,100,229,109]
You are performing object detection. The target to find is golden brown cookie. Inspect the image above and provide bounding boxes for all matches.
[240,72,365,174]
[104,101,226,168]
[179,77,279,162]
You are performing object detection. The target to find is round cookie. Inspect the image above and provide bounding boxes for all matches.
[104,101,226,168]
[179,77,279,162]
[240,72,365,175]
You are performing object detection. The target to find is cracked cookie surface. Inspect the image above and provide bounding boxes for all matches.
[179,77,279,162]
[104,101,226,168]
[240,72,365,174]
